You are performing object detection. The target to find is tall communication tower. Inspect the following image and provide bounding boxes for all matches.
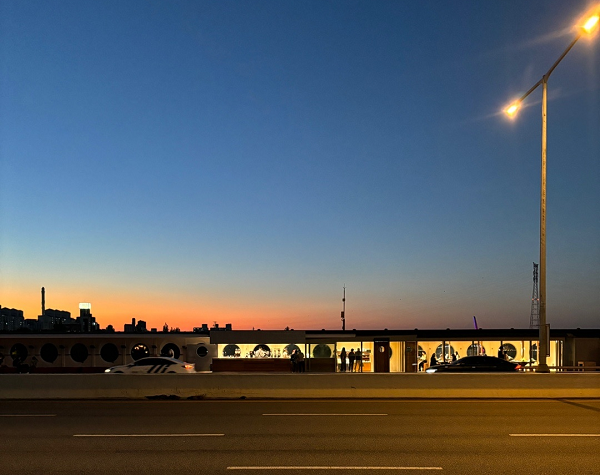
[341,285,346,331]
[529,262,540,329]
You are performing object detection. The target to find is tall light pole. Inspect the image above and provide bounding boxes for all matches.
[505,10,599,372]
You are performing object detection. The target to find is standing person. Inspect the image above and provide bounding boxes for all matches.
[297,350,305,373]
[430,353,437,368]
[451,352,457,362]
[290,349,298,373]
[348,349,355,372]
[498,346,504,359]
[340,347,347,372]
[355,347,362,372]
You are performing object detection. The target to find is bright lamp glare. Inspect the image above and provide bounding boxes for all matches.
[583,15,599,32]
[505,103,520,117]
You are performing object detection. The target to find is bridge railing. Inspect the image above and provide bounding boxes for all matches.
[521,364,599,372]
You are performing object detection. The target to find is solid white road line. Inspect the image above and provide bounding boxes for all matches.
[73,433,224,437]
[0,414,56,417]
[227,467,442,471]
[262,414,388,416]
[510,434,600,437]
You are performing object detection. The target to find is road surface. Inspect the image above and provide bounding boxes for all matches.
[1,399,598,474]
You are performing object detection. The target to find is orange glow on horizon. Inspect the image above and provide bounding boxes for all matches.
[1,286,343,331]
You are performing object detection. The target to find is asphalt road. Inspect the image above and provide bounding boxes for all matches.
[1,399,599,474]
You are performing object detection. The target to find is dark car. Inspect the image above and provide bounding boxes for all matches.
[426,355,522,373]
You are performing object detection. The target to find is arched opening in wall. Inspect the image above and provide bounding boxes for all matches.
[417,345,427,371]
[196,345,208,357]
[222,344,240,357]
[501,343,517,360]
[467,343,486,357]
[435,344,456,362]
[40,343,58,363]
[253,344,270,357]
[131,344,150,361]
[70,343,89,363]
[160,343,180,359]
[284,344,300,357]
[10,343,28,365]
[100,343,119,363]
[312,344,332,358]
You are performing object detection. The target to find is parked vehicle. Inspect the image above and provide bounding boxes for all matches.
[425,355,523,373]
[105,357,195,374]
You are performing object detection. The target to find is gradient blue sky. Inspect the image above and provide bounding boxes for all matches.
[1,0,599,331]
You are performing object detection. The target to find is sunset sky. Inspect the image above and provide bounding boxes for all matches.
[1,0,599,331]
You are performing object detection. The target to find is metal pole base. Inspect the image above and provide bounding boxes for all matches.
[536,363,550,373]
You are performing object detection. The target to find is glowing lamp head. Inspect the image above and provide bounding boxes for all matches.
[582,14,599,33]
[505,103,520,117]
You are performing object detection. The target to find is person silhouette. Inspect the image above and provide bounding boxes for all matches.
[348,349,355,372]
[355,347,362,372]
[296,350,305,373]
[340,347,347,372]
[290,349,298,373]
[430,353,437,367]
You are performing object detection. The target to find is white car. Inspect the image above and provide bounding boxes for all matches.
[105,356,195,374]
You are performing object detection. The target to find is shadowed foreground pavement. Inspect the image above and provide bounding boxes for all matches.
[1,399,599,475]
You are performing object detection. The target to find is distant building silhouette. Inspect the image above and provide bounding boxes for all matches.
[38,308,74,330]
[77,303,98,332]
[1,289,101,333]
[124,318,147,333]
[0,306,25,331]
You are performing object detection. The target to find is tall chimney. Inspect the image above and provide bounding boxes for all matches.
[41,287,46,316]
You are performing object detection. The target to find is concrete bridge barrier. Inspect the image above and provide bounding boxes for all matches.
[1,373,600,399]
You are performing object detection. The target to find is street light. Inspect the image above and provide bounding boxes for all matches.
[504,8,599,373]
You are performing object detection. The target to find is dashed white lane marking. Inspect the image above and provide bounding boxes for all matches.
[263,413,387,416]
[74,433,224,437]
[227,467,442,471]
[510,433,600,437]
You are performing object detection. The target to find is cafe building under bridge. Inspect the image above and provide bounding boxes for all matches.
[210,328,600,372]
[1,328,598,373]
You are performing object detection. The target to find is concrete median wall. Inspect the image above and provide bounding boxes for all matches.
[1,373,600,399]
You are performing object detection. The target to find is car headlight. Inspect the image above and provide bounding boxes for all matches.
[104,369,111,373]
[425,368,437,373]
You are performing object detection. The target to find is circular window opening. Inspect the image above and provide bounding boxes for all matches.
[284,344,300,357]
[501,343,517,360]
[253,344,271,357]
[100,343,119,363]
[40,343,58,363]
[10,343,28,365]
[436,344,456,362]
[160,343,180,359]
[467,343,486,357]
[70,343,89,363]
[312,344,332,358]
[131,344,150,361]
[222,344,240,357]
[196,345,209,357]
